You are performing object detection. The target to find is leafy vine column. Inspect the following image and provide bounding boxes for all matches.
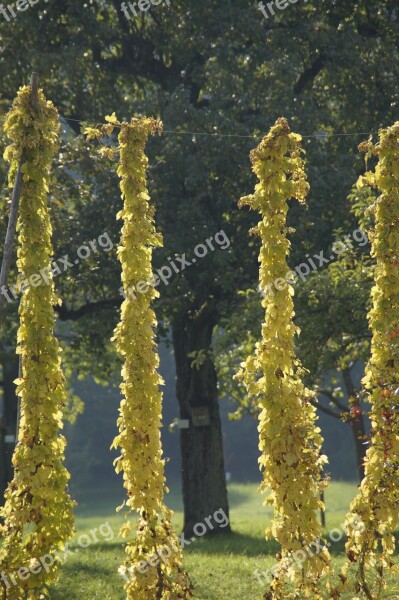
[0,85,75,598]
[338,124,399,599]
[86,115,192,599]
[237,118,330,599]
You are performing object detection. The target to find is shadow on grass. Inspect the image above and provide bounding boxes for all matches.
[227,486,261,510]
[184,529,396,558]
[60,561,116,577]
[185,531,279,557]
[65,534,275,558]
[63,530,399,564]
[50,562,123,600]
[68,540,124,552]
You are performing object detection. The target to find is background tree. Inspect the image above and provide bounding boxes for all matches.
[1,0,399,521]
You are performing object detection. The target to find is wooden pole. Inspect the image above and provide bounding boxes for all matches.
[0,73,39,325]
[0,74,39,451]
[320,489,326,528]
[16,74,39,441]
[0,166,23,322]
[29,72,39,111]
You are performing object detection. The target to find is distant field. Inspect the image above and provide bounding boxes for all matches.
[49,481,399,599]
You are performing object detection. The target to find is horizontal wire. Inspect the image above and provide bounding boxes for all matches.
[0,111,377,200]
[0,111,377,140]
[60,115,375,140]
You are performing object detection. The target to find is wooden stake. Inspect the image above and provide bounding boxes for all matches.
[0,73,39,324]
[30,72,39,111]
[320,489,326,528]
[0,74,39,449]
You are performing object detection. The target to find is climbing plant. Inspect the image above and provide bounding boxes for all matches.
[85,115,192,599]
[236,117,330,599]
[0,86,75,598]
[338,124,399,599]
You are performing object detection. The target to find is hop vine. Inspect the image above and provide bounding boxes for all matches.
[86,115,193,599]
[0,85,75,599]
[337,123,399,599]
[236,117,330,599]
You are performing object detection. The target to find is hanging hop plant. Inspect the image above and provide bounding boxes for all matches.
[337,124,399,599]
[85,114,193,600]
[0,85,75,599]
[236,117,331,599]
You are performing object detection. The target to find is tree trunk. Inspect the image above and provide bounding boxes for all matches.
[172,301,230,537]
[0,356,19,504]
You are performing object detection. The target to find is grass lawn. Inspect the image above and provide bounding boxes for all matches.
[48,481,399,599]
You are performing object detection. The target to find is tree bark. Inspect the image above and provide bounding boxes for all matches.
[172,300,230,537]
[0,356,19,504]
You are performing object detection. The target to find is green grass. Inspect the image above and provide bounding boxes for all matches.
[46,481,399,599]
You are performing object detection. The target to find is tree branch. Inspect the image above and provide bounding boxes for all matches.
[294,53,326,94]
[310,397,342,420]
[342,366,356,397]
[56,298,121,321]
[318,389,350,413]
